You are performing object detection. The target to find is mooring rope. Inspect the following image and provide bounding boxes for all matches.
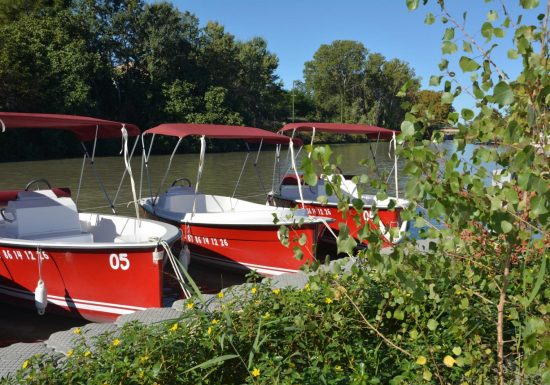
[158,240,191,299]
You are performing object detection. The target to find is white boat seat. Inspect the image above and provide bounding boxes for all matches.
[4,190,92,241]
[157,186,205,213]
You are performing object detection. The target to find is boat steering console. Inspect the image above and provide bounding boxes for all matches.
[171,177,192,187]
[24,178,52,191]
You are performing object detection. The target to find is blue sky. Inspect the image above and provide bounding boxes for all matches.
[169,0,545,111]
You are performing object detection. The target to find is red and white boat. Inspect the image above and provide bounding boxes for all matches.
[0,113,180,322]
[269,122,409,245]
[138,123,329,276]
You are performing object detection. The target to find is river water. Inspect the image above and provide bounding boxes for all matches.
[0,141,413,346]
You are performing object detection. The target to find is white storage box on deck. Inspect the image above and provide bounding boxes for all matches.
[4,190,91,241]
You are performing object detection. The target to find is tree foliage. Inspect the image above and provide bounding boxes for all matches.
[395,0,549,382]
[303,40,421,129]
[301,0,549,382]
[0,0,285,159]
[0,0,435,161]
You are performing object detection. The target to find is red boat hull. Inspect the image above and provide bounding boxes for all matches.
[181,223,321,276]
[142,209,321,276]
[272,197,403,246]
[0,244,164,322]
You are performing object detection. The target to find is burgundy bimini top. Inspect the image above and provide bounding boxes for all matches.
[0,112,140,141]
[144,123,302,145]
[278,122,397,140]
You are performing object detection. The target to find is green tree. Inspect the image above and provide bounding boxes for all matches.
[0,0,69,22]
[285,80,316,122]
[357,53,420,128]
[411,89,454,136]
[0,10,105,160]
[0,12,101,113]
[162,80,198,121]
[196,22,240,95]
[131,2,200,125]
[412,90,453,125]
[304,41,420,129]
[304,40,367,122]
[235,37,284,127]
[188,86,243,126]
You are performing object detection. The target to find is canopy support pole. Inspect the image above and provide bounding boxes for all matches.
[80,140,116,214]
[391,132,399,200]
[153,137,183,207]
[121,125,140,228]
[252,139,269,200]
[141,134,155,204]
[75,153,87,205]
[271,143,282,195]
[394,132,399,199]
[308,127,316,158]
[289,138,305,208]
[232,145,251,202]
[191,135,206,217]
[367,137,381,178]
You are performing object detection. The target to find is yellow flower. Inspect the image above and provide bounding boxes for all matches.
[325,297,333,304]
[186,302,194,310]
[170,322,179,332]
[263,312,271,320]
[139,370,144,379]
[273,288,281,295]
[251,367,261,377]
[304,283,310,291]
[112,338,121,347]
[211,319,219,325]
[84,350,91,358]
[251,287,257,294]
[443,355,456,368]
[335,365,343,372]
[416,355,427,365]
[66,350,73,357]
[73,327,81,335]
[140,355,149,364]
[207,326,212,335]
[218,291,224,299]
[22,360,29,369]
